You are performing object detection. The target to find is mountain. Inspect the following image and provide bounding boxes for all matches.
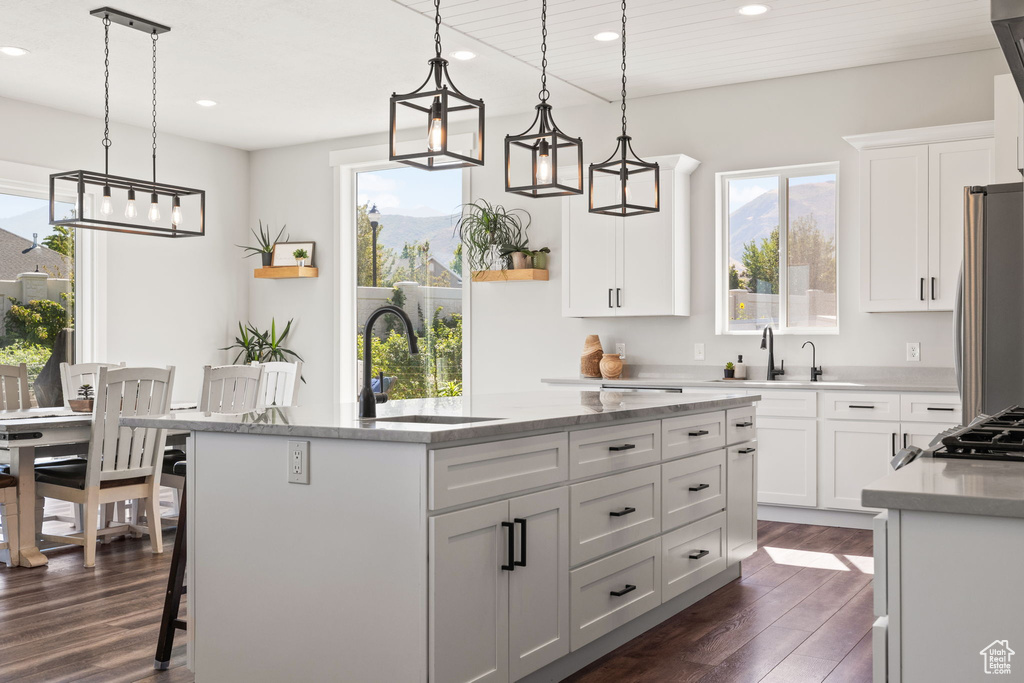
[728,181,835,262]
[375,213,461,263]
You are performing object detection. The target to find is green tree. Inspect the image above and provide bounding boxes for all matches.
[42,224,74,260]
[357,203,396,287]
[3,298,69,347]
[393,239,452,286]
[450,242,463,277]
[741,226,780,294]
[787,213,836,293]
[728,264,741,290]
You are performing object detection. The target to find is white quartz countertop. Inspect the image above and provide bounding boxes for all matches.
[862,456,1024,519]
[120,389,757,444]
[542,376,959,393]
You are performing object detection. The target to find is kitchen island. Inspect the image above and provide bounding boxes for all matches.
[125,389,759,683]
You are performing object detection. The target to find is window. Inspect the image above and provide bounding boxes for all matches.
[717,162,838,334]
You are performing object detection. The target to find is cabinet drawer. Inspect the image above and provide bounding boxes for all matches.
[726,407,757,445]
[900,393,961,423]
[661,512,727,602]
[569,420,661,479]
[662,411,726,459]
[570,467,660,566]
[821,392,900,421]
[754,390,817,418]
[569,538,661,651]
[662,450,725,530]
[429,433,569,510]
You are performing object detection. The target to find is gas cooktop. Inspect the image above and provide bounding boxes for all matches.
[937,406,1024,461]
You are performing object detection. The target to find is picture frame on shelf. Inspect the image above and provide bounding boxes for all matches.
[271,241,315,267]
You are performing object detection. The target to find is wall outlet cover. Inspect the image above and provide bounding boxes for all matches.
[907,342,921,362]
[288,440,310,484]
[694,343,705,361]
[615,343,626,359]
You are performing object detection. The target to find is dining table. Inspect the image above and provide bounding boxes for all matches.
[0,404,192,568]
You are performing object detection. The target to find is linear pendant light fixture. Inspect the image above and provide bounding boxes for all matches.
[49,7,205,238]
[504,0,583,197]
[389,0,485,170]
[588,0,659,216]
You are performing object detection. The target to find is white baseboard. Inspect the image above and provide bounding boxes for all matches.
[758,504,875,530]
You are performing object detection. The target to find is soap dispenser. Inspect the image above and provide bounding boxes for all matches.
[735,355,747,379]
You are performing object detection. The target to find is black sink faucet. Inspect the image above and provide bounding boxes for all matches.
[359,305,419,418]
[802,341,823,382]
[760,325,785,381]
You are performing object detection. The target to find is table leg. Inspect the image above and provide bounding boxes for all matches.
[9,446,47,568]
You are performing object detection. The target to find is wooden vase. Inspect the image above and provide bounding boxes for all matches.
[599,353,623,380]
[580,335,603,378]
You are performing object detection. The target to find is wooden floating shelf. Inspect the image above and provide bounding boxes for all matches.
[254,266,319,279]
[470,269,549,282]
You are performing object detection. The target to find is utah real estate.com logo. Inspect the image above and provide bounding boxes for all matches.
[981,640,1015,675]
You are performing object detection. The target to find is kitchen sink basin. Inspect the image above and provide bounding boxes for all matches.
[367,414,499,425]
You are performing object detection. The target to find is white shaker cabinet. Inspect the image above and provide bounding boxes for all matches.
[562,154,699,318]
[726,443,758,564]
[755,417,817,507]
[821,420,897,512]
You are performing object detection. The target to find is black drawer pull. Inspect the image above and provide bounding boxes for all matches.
[610,584,636,597]
[688,430,709,437]
[689,549,710,560]
[609,444,636,452]
[735,421,754,427]
[688,483,710,492]
[738,447,756,454]
[849,405,875,409]
[609,507,636,517]
[926,407,955,412]
[514,518,527,568]
[501,521,515,572]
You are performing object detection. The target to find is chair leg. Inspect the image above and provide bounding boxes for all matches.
[155,487,186,670]
[73,503,84,532]
[146,495,163,555]
[34,496,44,539]
[83,491,99,568]
[1,495,19,568]
[99,502,114,544]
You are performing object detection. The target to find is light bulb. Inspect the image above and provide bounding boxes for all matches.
[427,98,444,152]
[171,196,183,226]
[148,193,161,223]
[536,139,552,184]
[124,188,137,219]
[621,168,632,202]
[100,185,113,216]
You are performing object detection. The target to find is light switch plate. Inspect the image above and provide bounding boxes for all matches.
[906,342,921,362]
[288,440,310,484]
[694,343,705,361]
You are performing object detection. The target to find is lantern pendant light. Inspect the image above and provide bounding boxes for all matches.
[389,0,485,170]
[588,0,659,216]
[504,0,583,198]
[49,7,205,238]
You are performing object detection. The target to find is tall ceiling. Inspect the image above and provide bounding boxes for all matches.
[0,0,996,151]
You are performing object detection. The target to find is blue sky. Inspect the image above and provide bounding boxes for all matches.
[0,193,74,242]
[357,167,462,217]
[727,173,835,214]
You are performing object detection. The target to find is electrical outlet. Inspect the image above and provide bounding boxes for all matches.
[694,343,705,361]
[615,343,626,359]
[288,440,310,484]
[907,342,921,362]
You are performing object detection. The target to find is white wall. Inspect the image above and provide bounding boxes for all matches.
[0,96,250,400]
[249,50,1009,402]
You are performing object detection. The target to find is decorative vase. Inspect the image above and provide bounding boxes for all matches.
[261,252,273,267]
[724,368,735,379]
[532,252,548,269]
[600,353,623,380]
[511,252,531,269]
[69,399,94,413]
[297,259,306,268]
[580,335,603,378]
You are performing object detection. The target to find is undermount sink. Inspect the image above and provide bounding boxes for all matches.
[366,414,499,425]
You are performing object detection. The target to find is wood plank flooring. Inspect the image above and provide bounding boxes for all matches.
[0,520,872,683]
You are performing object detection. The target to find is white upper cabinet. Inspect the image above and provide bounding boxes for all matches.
[562,154,699,318]
[847,123,994,313]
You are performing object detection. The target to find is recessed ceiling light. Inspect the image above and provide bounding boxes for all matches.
[0,46,29,57]
[594,31,619,41]
[738,4,770,15]
[195,99,218,107]
[449,50,476,61]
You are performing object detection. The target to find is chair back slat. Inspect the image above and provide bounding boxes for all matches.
[200,365,265,414]
[251,361,301,407]
[60,362,126,408]
[0,363,31,410]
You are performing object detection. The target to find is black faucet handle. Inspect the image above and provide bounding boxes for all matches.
[811,366,823,381]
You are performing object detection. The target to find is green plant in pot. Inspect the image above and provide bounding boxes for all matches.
[222,319,306,382]
[293,248,309,268]
[529,247,550,270]
[724,361,735,379]
[454,200,531,271]
[500,238,532,270]
[237,220,289,267]
[70,383,94,413]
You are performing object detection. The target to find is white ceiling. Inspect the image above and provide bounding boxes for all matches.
[0,0,997,151]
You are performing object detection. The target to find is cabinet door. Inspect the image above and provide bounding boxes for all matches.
[860,145,929,312]
[563,176,618,317]
[508,488,570,681]
[617,170,676,316]
[756,417,817,507]
[430,501,509,683]
[821,420,897,512]
[726,443,758,564]
[927,138,993,310]
[901,421,958,450]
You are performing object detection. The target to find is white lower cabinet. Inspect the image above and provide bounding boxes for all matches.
[430,488,570,683]
[822,420,896,512]
[755,417,817,507]
[661,511,727,602]
[726,443,758,564]
[901,421,957,450]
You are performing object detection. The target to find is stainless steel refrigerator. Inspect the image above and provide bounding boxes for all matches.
[957,183,1024,420]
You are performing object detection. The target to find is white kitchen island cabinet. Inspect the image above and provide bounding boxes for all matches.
[125,390,757,683]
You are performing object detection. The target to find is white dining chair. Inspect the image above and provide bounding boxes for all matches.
[35,365,175,567]
[250,360,302,406]
[0,363,31,410]
[60,361,126,408]
[0,473,18,568]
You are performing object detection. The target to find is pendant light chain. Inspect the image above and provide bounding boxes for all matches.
[433,0,443,59]
[102,16,112,177]
[620,0,628,137]
[539,0,549,102]
[151,32,158,186]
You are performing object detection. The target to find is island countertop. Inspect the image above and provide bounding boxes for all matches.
[120,389,757,444]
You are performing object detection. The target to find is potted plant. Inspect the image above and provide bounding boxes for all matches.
[500,239,532,269]
[724,362,735,379]
[530,247,550,270]
[222,319,305,382]
[70,384,94,413]
[237,220,289,267]
[453,199,531,271]
[292,248,309,268]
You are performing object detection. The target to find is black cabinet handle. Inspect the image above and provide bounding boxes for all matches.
[689,483,710,492]
[736,421,754,427]
[616,288,622,307]
[514,518,527,568]
[920,277,925,301]
[927,407,955,412]
[610,584,636,597]
[849,405,875,410]
[738,447,756,454]
[609,507,636,517]
[689,549,710,560]
[501,521,515,572]
[688,430,709,437]
[608,289,613,308]
[609,444,636,452]
[891,433,897,457]
[903,433,908,449]
[931,277,936,300]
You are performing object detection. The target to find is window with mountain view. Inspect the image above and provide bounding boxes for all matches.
[719,163,838,334]
[355,166,464,399]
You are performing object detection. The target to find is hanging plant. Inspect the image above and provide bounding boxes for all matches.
[453,199,531,270]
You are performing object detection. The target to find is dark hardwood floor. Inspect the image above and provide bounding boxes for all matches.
[0,520,872,683]
[564,521,875,683]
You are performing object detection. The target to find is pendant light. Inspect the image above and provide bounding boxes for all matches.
[49,8,205,238]
[588,0,659,216]
[504,0,583,198]
[389,0,485,170]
